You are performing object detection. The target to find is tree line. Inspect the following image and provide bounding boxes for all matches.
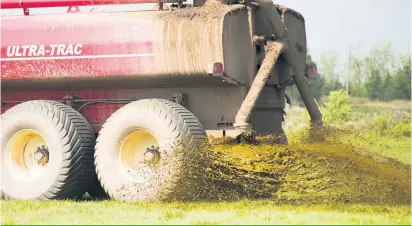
[287,43,411,104]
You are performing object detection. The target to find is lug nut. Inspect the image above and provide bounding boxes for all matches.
[34,151,43,161]
[34,146,49,165]
[144,147,160,164]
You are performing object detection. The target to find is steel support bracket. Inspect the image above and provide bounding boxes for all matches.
[172,93,187,107]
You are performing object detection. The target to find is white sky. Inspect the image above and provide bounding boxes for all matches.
[276,0,412,73]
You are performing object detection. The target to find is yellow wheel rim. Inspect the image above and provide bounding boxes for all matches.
[5,129,49,172]
[117,129,160,169]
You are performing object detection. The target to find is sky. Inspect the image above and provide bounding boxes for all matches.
[276,0,411,73]
[2,0,411,73]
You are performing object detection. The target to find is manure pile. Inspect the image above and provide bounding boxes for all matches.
[200,131,411,205]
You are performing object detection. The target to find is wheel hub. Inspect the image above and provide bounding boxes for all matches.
[34,146,49,166]
[117,129,160,169]
[5,129,49,175]
[144,146,160,164]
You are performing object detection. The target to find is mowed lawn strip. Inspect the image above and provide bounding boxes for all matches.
[1,200,410,225]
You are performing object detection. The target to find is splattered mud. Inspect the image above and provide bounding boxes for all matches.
[200,128,411,205]
[109,127,410,205]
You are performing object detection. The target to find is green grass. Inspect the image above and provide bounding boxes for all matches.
[1,200,410,225]
[343,133,411,164]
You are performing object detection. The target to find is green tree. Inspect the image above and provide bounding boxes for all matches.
[319,51,339,82]
[287,43,410,105]
[362,43,394,100]
[379,73,396,101]
[391,55,411,100]
[322,89,352,125]
[308,76,326,101]
[323,79,344,98]
[318,51,344,97]
[348,56,366,97]
[363,58,382,100]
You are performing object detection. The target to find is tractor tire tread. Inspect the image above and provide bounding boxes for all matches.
[95,99,206,201]
[2,100,95,200]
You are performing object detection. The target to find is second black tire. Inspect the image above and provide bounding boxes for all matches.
[94,99,208,202]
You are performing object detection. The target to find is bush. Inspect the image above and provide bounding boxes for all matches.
[391,123,411,138]
[369,115,392,136]
[369,114,411,138]
[321,89,352,125]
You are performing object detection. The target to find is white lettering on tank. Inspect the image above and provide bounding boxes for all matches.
[37,45,45,56]
[28,45,37,56]
[6,46,16,57]
[14,46,22,57]
[4,44,84,57]
[1,53,156,61]
[74,44,82,55]
[56,44,66,55]
[65,44,74,55]
[49,44,58,56]
[21,45,30,56]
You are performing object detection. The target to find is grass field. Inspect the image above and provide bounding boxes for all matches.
[348,97,411,111]
[1,100,411,225]
[1,200,410,225]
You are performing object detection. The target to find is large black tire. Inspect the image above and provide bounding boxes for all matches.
[95,99,208,202]
[1,100,95,200]
[87,176,109,199]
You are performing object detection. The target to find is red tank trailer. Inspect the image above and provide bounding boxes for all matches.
[1,0,322,201]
